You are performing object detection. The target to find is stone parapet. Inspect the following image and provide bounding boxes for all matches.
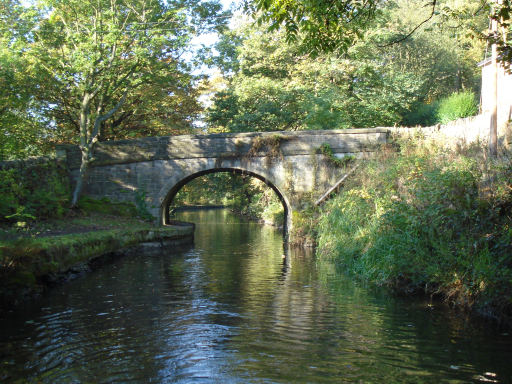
[57,129,388,170]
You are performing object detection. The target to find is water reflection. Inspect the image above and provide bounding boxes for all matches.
[0,209,511,383]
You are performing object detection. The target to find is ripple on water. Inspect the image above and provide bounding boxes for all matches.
[1,209,512,383]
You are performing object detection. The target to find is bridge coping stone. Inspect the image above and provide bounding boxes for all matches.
[57,128,389,170]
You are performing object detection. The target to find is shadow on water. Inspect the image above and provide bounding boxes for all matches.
[1,208,511,383]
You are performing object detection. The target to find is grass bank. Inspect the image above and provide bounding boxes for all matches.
[316,138,512,325]
[0,198,194,307]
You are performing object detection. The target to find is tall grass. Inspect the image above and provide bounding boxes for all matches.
[317,139,512,323]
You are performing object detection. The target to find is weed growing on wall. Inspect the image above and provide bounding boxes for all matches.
[247,134,289,164]
[134,189,155,222]
[316,143,355,168]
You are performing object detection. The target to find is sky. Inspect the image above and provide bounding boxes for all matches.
[190,0,238,51]
[188,0,241,77]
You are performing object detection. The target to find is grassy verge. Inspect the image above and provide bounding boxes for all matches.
[316,138,512,325]
[0,197,194,306]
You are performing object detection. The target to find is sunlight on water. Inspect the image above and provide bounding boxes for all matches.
[1,209,511,383]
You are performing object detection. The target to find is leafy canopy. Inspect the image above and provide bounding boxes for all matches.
[246,0,378,56]
[246,0,510,69]
[21,0,228,204]
[207,1,486,131]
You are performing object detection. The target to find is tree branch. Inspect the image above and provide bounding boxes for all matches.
[378,0,438,47]
[90,89,128,142]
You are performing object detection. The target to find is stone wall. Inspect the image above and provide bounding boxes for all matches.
[388,113,511,148]
[0,155,63,171]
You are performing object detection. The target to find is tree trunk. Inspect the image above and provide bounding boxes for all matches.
[71,93,92,208]
[70,148,90,207]
[69,90,127,207]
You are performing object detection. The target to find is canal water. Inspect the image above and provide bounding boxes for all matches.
[1,209,512,383]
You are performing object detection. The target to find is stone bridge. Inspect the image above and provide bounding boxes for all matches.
[58,129,388,233]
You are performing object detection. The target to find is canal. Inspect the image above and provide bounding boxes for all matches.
[1,209,511,383]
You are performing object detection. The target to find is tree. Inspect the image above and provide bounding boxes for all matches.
[488,0,511,69]
[0,0,48,160]
[207,3,485,131]
[29,0,227,206]
[245,0,378,57]
[247,0,508,65]
[246,0,508,154]
[76,65,204,141]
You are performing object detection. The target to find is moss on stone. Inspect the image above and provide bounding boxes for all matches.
[77,196,139,217]
[0,225,193,307]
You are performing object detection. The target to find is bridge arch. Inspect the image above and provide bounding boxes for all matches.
[58,129,388,239]
[159,167,292,233]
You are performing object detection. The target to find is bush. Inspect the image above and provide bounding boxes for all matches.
[402,101,439,126]
[77,196,139,217]
[436,91,478,124]
[0,159,70,225]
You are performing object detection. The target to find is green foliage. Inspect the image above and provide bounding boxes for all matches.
[248,0,503,70]
[208,1,485,132]
[317,143,355,168]
[250,0,377,57]
[1,0,229,204]
[0,160,70,224]
[485,1,512,71]
[77,194,154,222]
[0,0,230,160]
[173,173,237,207]
[403,91,479,126]
[134,189,155,222]
[172,172,285,227]
[317,140,512,320]
[261,197,284,227]
[235,185,284,227]
[290,209,318,246]
[402,102,439,127]
[29,0,227,142]
[436,91,479,124]
[0,0,49,160]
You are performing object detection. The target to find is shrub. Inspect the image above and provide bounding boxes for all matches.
[402,101,439,126]
[0,160,70,225]
[77,196,134,216]
[317,143,355,167]
[436,91,478,124]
